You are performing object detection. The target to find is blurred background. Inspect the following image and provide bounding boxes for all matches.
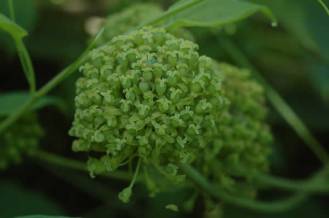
[0,0,328,217]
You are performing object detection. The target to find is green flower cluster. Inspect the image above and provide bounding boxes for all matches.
[95,3,194,47]
[69,27,228,181]
[0,114,43,170]
[197,63,272,197]
[70,26,273,201]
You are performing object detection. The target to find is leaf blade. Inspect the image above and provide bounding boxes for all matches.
[0,13,36,92]
[0,13,26,39]
[0,92,66,116]
[165,0,276,28]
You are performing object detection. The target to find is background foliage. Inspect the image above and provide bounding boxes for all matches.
[0,0,328,217]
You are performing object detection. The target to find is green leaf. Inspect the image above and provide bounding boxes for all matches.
[0,12,36,92]
[0,92,66,116]
[0,13,26,39]
[0,0,37,31]
[252,0,329,60]
[0,181,64,218]
[0,0,37,54]
[165,0,276,28]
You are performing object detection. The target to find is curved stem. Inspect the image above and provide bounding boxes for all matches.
[219,36,329,164]
[8,0,16,21]
[180,163,307,213]
[129,158,142,188]
[251,169,329,193]
[0,31,97,134]
[8,0,36,93]
[30,150,132,181]
[318,0,329,16]
[15,38,36,93]
[213,160,329,194]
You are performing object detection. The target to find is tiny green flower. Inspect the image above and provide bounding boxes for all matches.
[118,186,132,203]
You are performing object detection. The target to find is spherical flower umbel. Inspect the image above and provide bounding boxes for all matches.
[0,113,43,170]
[69,27,228,185]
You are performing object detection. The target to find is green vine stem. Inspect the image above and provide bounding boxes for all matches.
[179,163,307,213]
[15,38,36,93]
[318,0,329,15]
[7,0,36,93]
[0,59,80,134]
[0,29,104,134]
[251,168,329,193]
[30,150,132,181]
[213,160,329,194]
[218,36,329,164]
[8,0,16,21]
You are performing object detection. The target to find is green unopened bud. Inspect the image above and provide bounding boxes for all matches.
[118,187,132,203]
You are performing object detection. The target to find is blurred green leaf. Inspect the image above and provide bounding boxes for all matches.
[254,0,329,102]
[166,0,276,28]
[253,0,329,60]
[317,0,329,16]
[0,181,64,218]
[0,0,37,53]
[0,0,37,30]
[0,3,36,92]
[0,13,27,39]
[310,63,329,104]
[0,91,66,116]
[26,9,86,62]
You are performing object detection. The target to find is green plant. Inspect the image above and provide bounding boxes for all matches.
[1,0,329,217]
[0,113,43,169]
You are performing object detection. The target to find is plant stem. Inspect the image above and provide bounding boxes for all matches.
[252,169,329,193]
[0,28,105,134]
[0,46,85,134]
[129,158,142,188]
[8,0,15,21]
[219,36,329,164]
[180,163,307,213]
[213,160,329,193]
[15,38,36,93]
[30,150,132,181]
[8,0,36,93]
[318,0,329,16]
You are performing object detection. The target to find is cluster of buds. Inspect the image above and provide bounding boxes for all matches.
[196,63,272,197]
[70,26,272,200]
[69,27,228,192]
[0,114,43,170]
